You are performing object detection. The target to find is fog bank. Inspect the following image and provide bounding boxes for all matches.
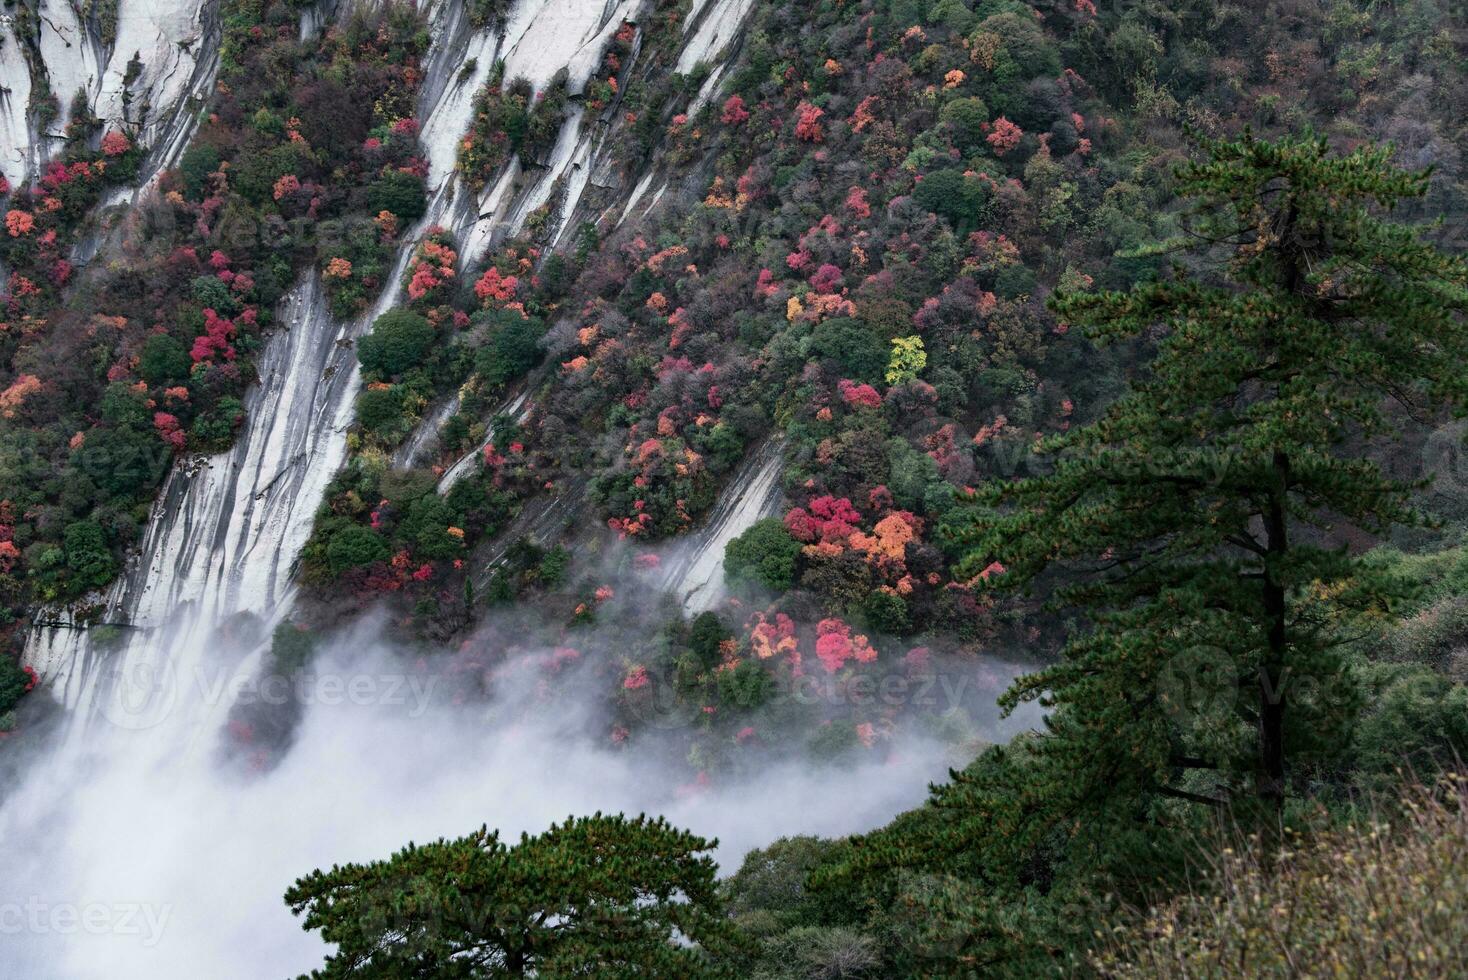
[0,622,1035,979]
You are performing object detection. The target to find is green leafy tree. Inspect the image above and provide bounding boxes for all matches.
[192,274,240,314]
[724,836,843,934]
[716,659,774,709]
[911,169,989,234]
[269,620,319,674]
[356,386,409,436]
[61,521,117,593]
[694,422,745,474]
[722,835,880,980]
[71,425,168,500]
[358,310,435,378]
[190,396,246,451]
[398,494,463,560]
[0,655,32,715]
[285,813,738,978]
[689,610,732,669]
[940,98,988,154]
[365,168,427,222]
[811,735,1186,976]
[809,318,888,384]
[325,523,390,575]
[474,310,544,388]
[862,588,911,635]
[178,143,221,201]
[139,334,192,386]
[946,133,1468,820]
[726,518,803,592]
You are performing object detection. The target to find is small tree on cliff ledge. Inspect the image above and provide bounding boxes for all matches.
[285,813,737,977]
[949,132,1468,816]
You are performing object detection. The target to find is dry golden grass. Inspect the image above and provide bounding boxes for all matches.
[1092,776,1468,978]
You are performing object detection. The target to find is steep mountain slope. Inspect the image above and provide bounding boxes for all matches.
[6,0,764,699]
[0,0,1464,975]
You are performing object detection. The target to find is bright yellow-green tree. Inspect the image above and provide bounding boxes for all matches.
[885,335,926,384]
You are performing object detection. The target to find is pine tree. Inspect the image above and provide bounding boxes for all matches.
[810,133,1468,976]
[948,132,1468,815]
[285,813,738,977]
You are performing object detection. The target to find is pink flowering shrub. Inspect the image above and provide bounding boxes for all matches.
[474,266,519,305]
[785,496,862,544]
[838,379,882,409]
[987,117,1023,155]
[100,131,132,156]
[153,412,186,450]
[721,95,750,125]
[795,102,825,142]
[810,263,844,293]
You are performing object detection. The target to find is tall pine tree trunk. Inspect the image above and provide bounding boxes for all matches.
[1256,198,1305,814]
[1259,449,1290,811]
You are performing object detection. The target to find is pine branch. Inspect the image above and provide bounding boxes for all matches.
[1155,784,1229,808]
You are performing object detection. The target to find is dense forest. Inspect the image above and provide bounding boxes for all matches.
[2,0,1466,975]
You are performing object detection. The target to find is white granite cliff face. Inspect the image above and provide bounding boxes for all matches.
[0,0,219,189]
[658,437,786,612]
[6,2,765,975]
[22,0,762,716]
[0,8,1048,979]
